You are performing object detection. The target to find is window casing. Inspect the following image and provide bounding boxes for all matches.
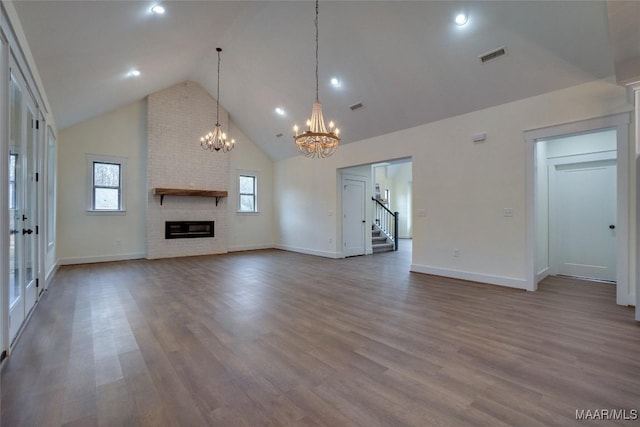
[86,154,126,213]
[238,171,258,213]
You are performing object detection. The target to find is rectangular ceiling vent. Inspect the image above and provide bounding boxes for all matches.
[350,102,364,111]
[275,133,283,138]
[479,46,507,63]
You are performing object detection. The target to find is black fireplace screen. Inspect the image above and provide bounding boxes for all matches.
[165,221,214,239]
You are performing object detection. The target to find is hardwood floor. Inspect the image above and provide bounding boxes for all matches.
[2,245,638,426]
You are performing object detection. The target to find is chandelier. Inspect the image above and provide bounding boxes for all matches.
[293,0,340,158]
[201,47,235,153]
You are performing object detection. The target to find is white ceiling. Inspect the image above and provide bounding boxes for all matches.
[13,1,621,160]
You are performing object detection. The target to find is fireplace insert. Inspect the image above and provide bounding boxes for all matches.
[165,221,214,239]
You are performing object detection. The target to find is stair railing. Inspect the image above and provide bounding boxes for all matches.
[372,197,399,251]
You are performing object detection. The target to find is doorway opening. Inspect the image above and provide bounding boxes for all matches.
[539,130,617,283]
[339,158,413,259]
[525,113,631,307]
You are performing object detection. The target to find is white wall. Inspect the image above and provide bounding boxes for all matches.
[57,100,147,264]
[545,129,616,158]
[146,81,229,259]
[227,120,275,251]
[274,78,633,290]
[389,163,412,238]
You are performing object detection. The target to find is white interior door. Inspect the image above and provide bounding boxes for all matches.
[552,159,616,281]
[342,176,366,257]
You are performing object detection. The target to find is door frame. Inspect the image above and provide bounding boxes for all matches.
[524,112,630,305]
[341,173,368,258]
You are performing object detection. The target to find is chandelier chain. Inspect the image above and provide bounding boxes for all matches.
[292,0,340,158]
[200,47,235,153]
[216,48,221,125]
[315,0,319,102]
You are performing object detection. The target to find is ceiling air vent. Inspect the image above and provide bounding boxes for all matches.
[350,102,364,111]
[479,46,507,63]
[275,133,283,138]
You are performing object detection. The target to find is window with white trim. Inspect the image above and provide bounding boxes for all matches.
[238,171,258,213]
[86,154,126,213]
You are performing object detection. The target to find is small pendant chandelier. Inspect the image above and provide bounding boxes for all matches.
[293,0,340,158]
[200,47,235,153]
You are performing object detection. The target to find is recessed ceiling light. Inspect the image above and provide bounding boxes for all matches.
[127,69,141,77]
[330,77,341,87]
[150,4,165,15]
[275,107,285,116]
[455,13,468,26]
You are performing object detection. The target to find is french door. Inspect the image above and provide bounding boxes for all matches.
[8,65,39,343]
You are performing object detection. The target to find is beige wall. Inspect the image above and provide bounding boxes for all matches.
[57,100,147,263]
[227,120,275,251]
[275,78,636,295]
[57,84,275,262]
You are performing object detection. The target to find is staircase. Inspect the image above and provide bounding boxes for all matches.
[372,225,395,253]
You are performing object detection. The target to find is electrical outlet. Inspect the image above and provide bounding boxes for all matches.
[453,248,460,258]
[503,208,514,218]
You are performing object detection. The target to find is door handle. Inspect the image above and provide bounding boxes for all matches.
[362,220,366,223]
[609,225,615,230]
[23,229,33,235]
[10,229,19,235]
[22,214,28,221]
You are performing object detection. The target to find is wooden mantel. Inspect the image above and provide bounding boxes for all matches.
[153,188,228,206]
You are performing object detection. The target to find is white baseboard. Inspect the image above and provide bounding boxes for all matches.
[228,243,274,252]
[275,244,341,259]
[536,267,550,284]
[45,262,58,287]
[410,264,527,290]
[58,252,146,266]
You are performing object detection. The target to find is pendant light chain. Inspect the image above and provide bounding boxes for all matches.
[292,0,340,158]
[200,47,235,153]
[315,0,319,102]
[216,48,221,125]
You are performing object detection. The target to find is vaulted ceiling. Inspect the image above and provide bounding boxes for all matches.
[11,1,633,160]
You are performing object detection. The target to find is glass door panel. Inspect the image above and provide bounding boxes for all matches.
[8,73,24,341]
[24,101,37,311]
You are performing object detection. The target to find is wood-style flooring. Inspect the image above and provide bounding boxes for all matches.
[2,243,639,426]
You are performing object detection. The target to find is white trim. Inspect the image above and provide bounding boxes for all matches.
[274,244,341,259]
[237,169,259,213]
[524,112,631,304]
[0,29,8,359]
[410,264,528,290]
[57,252,145,266]
[536,267,550,284]
[228,244,274,252]
[85,153,127,212]
[45,261,57,287]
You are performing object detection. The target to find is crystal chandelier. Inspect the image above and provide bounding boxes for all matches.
[201,47,235,153]
[293,0,340,158]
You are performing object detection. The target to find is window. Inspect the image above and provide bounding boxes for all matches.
[86,154,126,213]
[238,171,258,213]
[8,153,17,210]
